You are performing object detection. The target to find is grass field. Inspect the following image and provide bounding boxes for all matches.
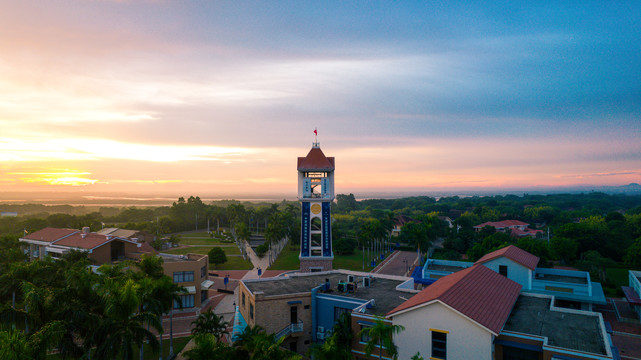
[269,245,378,272]
[333,249,377,272]
[212,255,254,270]
[606,267,630,288]
[179,237,234,246]
[164,245,241,256]
[163,246,253,270]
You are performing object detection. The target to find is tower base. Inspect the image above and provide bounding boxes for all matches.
[299,257,333,273]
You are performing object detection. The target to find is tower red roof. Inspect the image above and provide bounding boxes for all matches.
[388,264,521,334]
[297,146,334,171]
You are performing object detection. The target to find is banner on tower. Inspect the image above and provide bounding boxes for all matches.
[301,202,310,257]
[322,202,331,257]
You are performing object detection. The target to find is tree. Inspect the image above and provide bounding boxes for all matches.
[334,237,357,255]
[184,333,238,360]
[335,193,358,213]
[233,325,301,360]
[624,237,641,268]
[95,278,161,360]
[136,254,165,279]
[235,222,251,241]
[208,247,228,269]
[550,236,579,264]
[358,317,404,360]
[191,309,230,341]
[308,312,353,360]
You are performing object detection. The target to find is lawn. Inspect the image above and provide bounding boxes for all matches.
[180,231,216,237]
[179,237,233,246]
[164,246,252,270]
[268,245,300,270]
[333,248,377,272]
[48,336,190,360]
[269,246,378,272]
[606,267,630,288]
[164,245,241,256]
[212,255,254,270]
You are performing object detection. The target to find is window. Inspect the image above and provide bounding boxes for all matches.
[201,290,208,303]
[311,233,322,247]
[174,294,195,309]
[311,217,322,231]
[431,331,447,359]
[201,265,207,278]
[173,271,194,283]
[250,303,254,320]
[499,265,508,277]
[334,307,351,322]
[360,325,371,343]
[242,293,246,307]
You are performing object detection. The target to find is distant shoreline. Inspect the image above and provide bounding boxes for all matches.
[1,183,639,206]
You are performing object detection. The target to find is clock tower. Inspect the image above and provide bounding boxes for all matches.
[297,140,334,272]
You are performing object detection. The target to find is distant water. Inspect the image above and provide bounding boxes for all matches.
[1,183,639,206]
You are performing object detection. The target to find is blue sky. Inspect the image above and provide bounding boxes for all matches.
[0,1,639,196]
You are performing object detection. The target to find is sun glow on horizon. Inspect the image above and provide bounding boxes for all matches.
[10,171,98,186]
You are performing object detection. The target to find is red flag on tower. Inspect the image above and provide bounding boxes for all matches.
[314,128,317,136]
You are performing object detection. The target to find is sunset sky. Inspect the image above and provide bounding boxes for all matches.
[1,1,639,199]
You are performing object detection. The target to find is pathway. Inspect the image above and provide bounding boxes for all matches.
[372,250,419,276]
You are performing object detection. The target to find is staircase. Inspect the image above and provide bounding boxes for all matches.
[275,321,304,340]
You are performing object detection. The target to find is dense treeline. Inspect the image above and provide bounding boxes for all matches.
[2,192,641,280]
[0,196,301,238]
[332,192,641,297]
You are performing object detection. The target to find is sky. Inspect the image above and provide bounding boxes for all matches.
[1,0,640,199]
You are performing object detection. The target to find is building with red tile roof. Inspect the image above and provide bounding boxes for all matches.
[389,265,522,360]
[391,215,416,237]
[389,265,522,334]
[23,227,78,243]
[20,226,212,311]
[473,220,543,238]
[21,226,143,263]
[475,245,540,270]
[388,264,615,360]
[422,245,606,312]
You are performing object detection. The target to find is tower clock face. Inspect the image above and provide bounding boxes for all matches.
[310,203,321,214]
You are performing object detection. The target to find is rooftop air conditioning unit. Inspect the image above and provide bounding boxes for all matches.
[317,326,325,333]
[317,332,325,340]
[347,275,355,283]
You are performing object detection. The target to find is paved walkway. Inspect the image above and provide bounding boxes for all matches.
[213,240,277,324]
[373,250,419,277]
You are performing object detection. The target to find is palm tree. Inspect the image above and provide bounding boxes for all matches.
[191,309,230,341]
[233,325,301,360]
[358,316,404,360]
[184,333,237,360]
[95,278,161,360]
[308,313,353,360]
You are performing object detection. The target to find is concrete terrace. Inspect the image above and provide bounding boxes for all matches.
[242,271,414,316]
[503,295,608,356]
